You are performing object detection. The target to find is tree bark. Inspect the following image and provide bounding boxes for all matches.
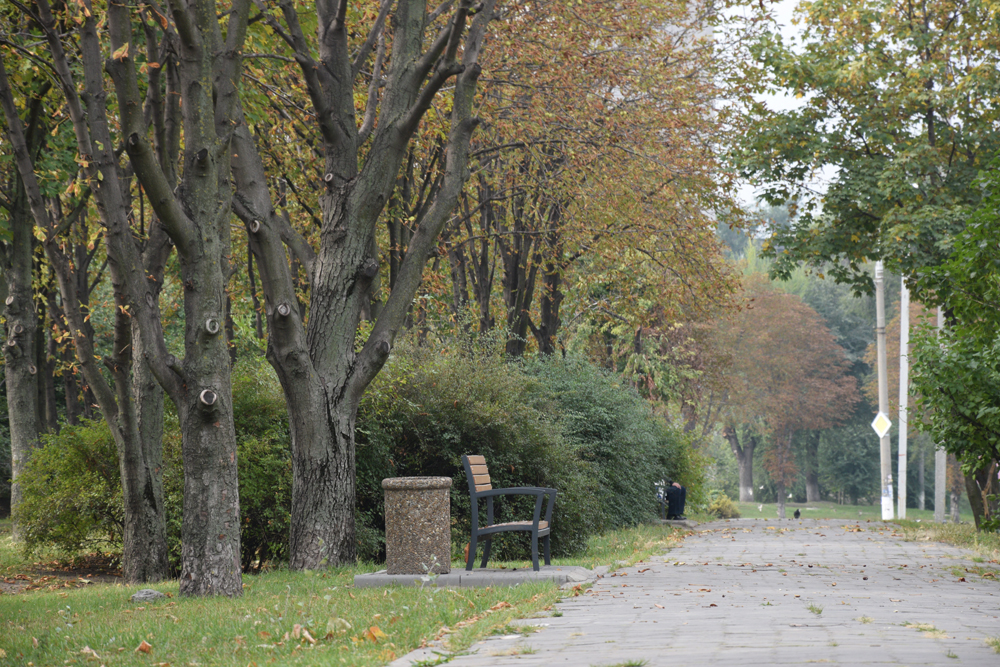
[776,479,786,519]
[724,426,756,502]
[1,174,41,542]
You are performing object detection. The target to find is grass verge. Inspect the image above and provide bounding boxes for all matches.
[730,500,974,524]
[0,521,686,666]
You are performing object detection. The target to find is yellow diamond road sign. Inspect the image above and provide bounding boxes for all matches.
[871,412,892,438]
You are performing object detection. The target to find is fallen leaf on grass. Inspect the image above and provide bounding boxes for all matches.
[365,626,388,642]
[292,624,302,639]
[135,640,153,654]
[325,618,352,638]
[302,628,316,645]
[80,646,101,661]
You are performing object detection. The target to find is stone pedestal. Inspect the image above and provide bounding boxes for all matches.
[382,477,452,575]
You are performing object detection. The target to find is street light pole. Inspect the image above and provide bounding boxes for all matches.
[934,306,947,522]
[898,278,909,519]
[875,261,893,520]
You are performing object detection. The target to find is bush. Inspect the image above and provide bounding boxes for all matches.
[13,419,123,555]
[356,338,595,560]
[522,355,704,529]
[355,341,703,561]
[18,353,295,572]
[707,492,741,519]
[16,335,704,568]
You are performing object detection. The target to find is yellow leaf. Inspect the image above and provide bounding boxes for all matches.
[112,43,130,62]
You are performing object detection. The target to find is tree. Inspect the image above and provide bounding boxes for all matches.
[424,0,745,356]
[229,0,498,569]
[1,0,252,594]
[713,275,858,503]
[0,55,42,540]
[911,161,1000,530]
[736,0,1000,297]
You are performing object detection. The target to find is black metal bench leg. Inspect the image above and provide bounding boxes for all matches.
[480,538,492,568]
[531,532,540,571]
[466,534,477,571]
[543,534,551,566]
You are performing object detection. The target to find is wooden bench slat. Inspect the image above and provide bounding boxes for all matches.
[473,474,491,485]
[491,520,549,530]
[475,483,492,492]
[466,455,486,465]
[470,464,489,475]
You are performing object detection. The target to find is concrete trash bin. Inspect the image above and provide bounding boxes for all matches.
[382,476,452,575]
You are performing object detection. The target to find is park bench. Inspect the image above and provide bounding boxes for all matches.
[461,454,557,571]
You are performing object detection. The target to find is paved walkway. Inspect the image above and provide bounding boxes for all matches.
[413,519,1000,666]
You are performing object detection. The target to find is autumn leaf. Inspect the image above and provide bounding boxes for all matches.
[112,43,130,62]
[135,640,152,654]
[325,617,352,638]
[365,626,388,642]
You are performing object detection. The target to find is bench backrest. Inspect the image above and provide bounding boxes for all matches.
[463,455,492,495]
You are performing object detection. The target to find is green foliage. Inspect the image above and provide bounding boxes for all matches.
[736,0,1000,298]
[818,417,881,505]
[522,356,703,529]
[17,354,295,571]
[356,339,596,559]
[13,419,123,555]
[356,338,702,561]
[15,332,702,565]
[706,492,740,519]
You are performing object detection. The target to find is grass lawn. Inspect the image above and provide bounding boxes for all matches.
[0,519,686,666]
[728,500,975,525]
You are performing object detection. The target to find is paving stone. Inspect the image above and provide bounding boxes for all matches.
[389,519,1000,666]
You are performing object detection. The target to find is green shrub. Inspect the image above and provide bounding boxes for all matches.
[18,353,295,572]
[522,355,704,530]
[13,419,123,555]
[707,492,741,519]
[356,339,595,560]
[15,335,704,568]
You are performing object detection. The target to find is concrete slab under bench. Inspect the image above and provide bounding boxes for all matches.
[354,564,601,589]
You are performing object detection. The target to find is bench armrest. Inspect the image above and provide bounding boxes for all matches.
[475,487,557,527]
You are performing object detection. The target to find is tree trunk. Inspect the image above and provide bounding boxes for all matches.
[281,376,357,569]
[964,462,998,532]
[2,184,41,541]
[532,259,564,356]
[119,321,169,582]
[776,480,786,519]
[805,430,820,502]
[724,426,755,502]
